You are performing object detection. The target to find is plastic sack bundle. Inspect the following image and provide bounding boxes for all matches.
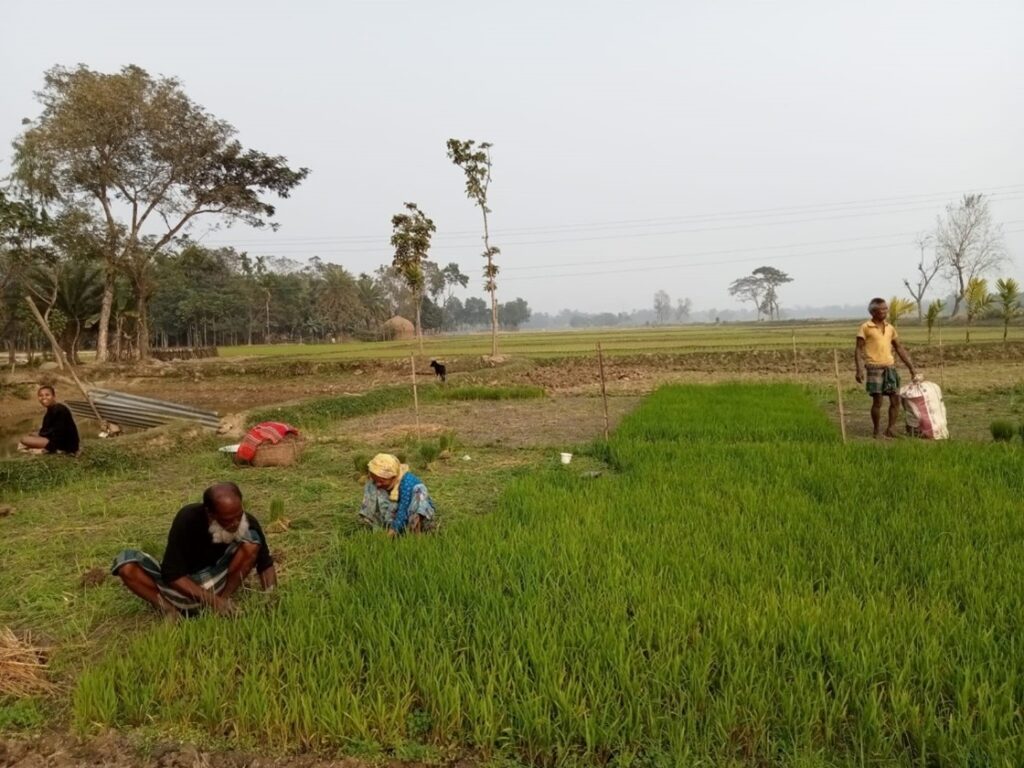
[900,378,949,440]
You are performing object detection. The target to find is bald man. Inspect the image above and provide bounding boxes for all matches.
[111,482,277,619]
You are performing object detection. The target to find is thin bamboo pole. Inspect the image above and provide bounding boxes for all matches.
[833,348,847,444]
[597,342,610,441]
[410,354,421,440]
[24,295,107,430]
[792,331,798,376]
[938,323,945,389]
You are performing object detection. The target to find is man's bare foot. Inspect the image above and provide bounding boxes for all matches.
[155,594,181,624]
[883,430,897,439]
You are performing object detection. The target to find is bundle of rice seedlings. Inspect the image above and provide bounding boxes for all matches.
[0,626,52,697]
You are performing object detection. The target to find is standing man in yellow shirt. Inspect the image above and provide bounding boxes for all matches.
[855,298,919,439]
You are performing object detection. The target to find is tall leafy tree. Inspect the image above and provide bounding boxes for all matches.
[498,298,532,330]
[13,64,309,361]
[0,190,69,368]
[390,202,436,352]
[447,138,501,356]
[752,266,793,321]
[728,275,765,320]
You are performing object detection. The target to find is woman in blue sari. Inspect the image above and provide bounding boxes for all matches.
[358,453,437,536]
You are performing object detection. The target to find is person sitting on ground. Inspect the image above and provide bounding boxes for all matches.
[18,385,80,455]
[855,297,919,440]
[111,482,277,619]
[358,453,437,536]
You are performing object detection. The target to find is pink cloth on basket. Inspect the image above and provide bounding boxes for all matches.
[235,422,299,463]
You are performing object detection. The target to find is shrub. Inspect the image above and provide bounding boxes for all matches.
[990,420,1015,442]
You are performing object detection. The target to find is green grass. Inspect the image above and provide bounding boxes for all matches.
[215,321,1020,363]
[0,441,147,494]
[70,384,1024,765]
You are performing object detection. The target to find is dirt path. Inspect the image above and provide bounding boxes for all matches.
[0,732,474,767]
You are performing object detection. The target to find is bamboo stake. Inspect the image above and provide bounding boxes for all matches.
[597,342,610,441]
[833,348,847,444]
[410,354,421,440]
[938,323,945,389]
[792,331,798,376]
[24,295,107,430]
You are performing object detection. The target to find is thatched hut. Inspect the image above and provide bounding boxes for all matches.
[382,315,415,341]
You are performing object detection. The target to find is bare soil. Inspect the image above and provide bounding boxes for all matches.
[0,732,474,767]
[336,395,641,448]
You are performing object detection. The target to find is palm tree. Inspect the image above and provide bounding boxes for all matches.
[964,278,994,343]
[925,299,946,345]
[55,260,103,362]
[887,297,916,326]
[995,278,1021,343]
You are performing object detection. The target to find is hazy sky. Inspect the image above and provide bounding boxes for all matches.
[2,0,1022,315]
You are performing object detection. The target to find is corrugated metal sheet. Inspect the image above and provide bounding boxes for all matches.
[66,389,220,431]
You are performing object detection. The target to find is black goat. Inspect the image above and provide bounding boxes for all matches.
[429,359,447,383]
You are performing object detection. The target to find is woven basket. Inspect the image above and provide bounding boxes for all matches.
[249,435,306,467]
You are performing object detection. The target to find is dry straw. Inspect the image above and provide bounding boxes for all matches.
[0,626,52,697]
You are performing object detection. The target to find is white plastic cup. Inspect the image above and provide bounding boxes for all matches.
[560,452,573,465]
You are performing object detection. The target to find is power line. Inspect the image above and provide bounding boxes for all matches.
[503,218,1024,272]
[198,182,1024,248]
[206,194,1024,257]
[501,226,1024,282]
[502,230,921,271]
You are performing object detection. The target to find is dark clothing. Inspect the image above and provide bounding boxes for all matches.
[39,403,79,454]
[159,503,273,583]
[865,365,901,396]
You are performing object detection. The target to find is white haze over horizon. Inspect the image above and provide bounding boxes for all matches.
[2,0,1022,317]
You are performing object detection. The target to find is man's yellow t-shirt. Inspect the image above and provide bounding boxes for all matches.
[857,320,897,366]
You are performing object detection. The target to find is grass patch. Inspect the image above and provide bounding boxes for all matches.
[0,442,147,495]
[70,384,1024,764]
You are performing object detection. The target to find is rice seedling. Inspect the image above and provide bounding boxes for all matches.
[415,441,440,466]
[70,384,1024,765]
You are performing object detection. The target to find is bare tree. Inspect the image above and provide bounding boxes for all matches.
[903,233,940,321]
[674,297,692,323]
[935,194,1005,317]
[653,290,672,324]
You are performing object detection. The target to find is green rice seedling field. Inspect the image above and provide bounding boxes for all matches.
[72,384,1024,766]
[216,322,1016,363]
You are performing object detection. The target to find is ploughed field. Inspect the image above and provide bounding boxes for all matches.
[72,384,1024,766]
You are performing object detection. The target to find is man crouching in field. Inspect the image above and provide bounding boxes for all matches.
[111,482,277,620]
[855,298,919,439]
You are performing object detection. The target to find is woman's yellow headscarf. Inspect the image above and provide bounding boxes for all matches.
[367,453,409,501]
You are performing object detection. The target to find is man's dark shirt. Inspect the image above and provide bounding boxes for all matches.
[39,403,79,454]
[160,503,273,583]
